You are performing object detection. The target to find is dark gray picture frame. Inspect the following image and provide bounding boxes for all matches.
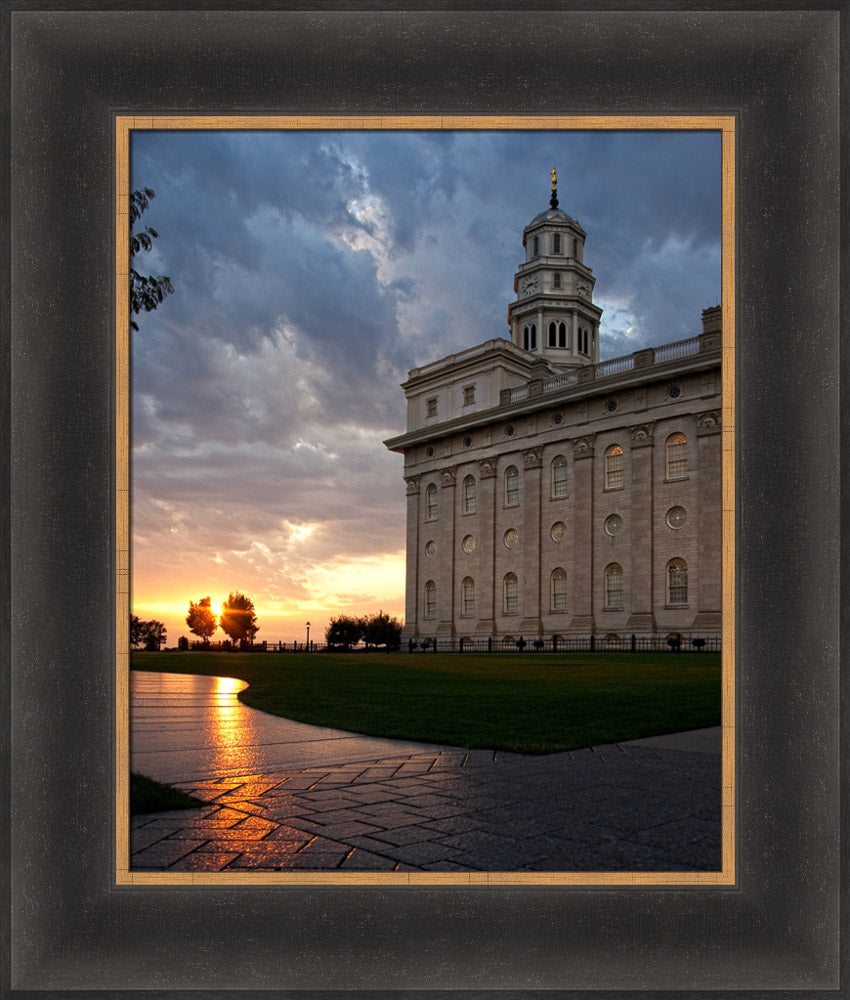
[4,5,844,996]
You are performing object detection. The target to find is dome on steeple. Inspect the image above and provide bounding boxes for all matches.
[527,205,575,227]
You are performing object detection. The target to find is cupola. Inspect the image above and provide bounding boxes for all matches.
[507,169,603,367]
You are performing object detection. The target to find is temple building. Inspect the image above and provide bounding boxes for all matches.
[384,173,722,648]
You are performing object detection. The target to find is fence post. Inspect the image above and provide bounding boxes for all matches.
[631,633,636,652]
[590,634,595,653]
[488,636,492,653]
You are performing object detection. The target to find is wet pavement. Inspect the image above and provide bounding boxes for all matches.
[130,671,722,873]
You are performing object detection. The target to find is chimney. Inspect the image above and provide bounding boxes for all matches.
[701,305,722,335]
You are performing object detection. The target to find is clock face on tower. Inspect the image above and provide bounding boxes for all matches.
[520,276,539,296]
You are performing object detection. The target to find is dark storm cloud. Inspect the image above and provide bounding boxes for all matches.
[130,128,721,626]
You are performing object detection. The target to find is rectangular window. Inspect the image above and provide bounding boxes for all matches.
[463,478,476,514]
[605,452,624,490]
[463,384,475,406]
[533,236,539,256]
[426,397,437,417]
[551,572,567,610]
[504,579,518,614]
[505,468,519,506]
[606,581,623,607]
[553,233,561,254]
[553,273,562,288]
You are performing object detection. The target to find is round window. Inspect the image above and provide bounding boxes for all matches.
[463,436,472,447]
[606,399,618,413]
[503,528,519,549]
[553,412,564,425]
[426,446,435,458]
[668,385,681,399]
[550,521,567,542]
[505,425,516,437]
[425,540,437,558]
[462,535,476,554]
[604,514,623,536]
[666,506,687,529]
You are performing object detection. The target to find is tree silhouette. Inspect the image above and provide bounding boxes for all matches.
[361,610,402,650]
[130,187,174,332]
[186,596,217,645]
[219,592,259,647]
[325,614,363,650]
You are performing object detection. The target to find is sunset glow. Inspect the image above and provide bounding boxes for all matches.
[130,130,720,648]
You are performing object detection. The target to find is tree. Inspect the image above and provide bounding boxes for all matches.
[325,615,363,650]
[361,610,402,650]
[130,615,167,650]
[219,592,259,647]
[142,620,168,651]
[186,596,217,645]
[130,615,146,649]
[130,187,174,332]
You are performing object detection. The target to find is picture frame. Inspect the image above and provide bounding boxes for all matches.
[4,4,843,995]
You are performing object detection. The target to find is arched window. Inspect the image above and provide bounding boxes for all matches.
[425,483,438,520]
[463,474,476,514]
[558,321,567,348]
[530,323,537,351]
[551,568,567,611]
[666,432,688,480]
[553,273,562,289]
[424,580,436,618]
[605,444,624,490]
[573,237,578,257]
[533,236,539,256]
[503,573,518,614]
[551,455,568,498]
[504,465,519,506]
[667,558,688,605]
[523,325,529,350]
[548,321,557,347]
[461,577,475,617]
[604,563,623,609]
[553,232,561,254]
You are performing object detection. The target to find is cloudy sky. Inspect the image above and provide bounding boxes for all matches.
[130,128,722,644]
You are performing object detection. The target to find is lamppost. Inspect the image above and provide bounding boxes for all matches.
[306,621,310,652]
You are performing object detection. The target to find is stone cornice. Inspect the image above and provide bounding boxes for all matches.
[384,349,721,454]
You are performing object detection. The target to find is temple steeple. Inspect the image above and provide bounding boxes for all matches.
[506,171,603,367]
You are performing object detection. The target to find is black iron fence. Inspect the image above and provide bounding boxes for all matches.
[406,634,720,654]
[171,634,720,654]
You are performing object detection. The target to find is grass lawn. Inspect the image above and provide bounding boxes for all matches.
[131,650,721,754]
[130,772,205,815]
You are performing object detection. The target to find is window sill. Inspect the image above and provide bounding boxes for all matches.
[664,604,690,610]
[603,606,624,612]
[664,476,689,484]
[602,486,624,494]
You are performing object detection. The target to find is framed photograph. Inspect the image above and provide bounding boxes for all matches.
[5,5,843,996]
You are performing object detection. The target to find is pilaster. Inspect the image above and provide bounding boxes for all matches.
[693,411,722,631]
[626,423,657,633]
[569,434,596,633]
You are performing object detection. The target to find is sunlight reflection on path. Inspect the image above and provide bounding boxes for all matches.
[131,670,448,784]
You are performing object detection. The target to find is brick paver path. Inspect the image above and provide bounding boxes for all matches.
[131,670,721,872]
